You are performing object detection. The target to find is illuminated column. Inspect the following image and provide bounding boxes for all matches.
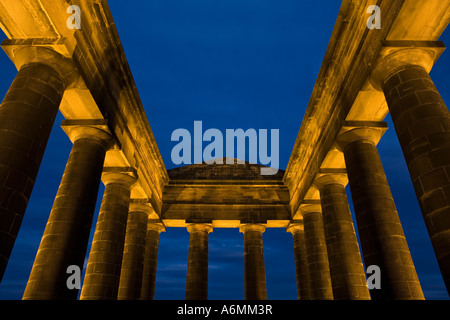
[301,204,333,300]
[338,127,424,299]
[315,174,370,300]
[80,171,137,300]
[0,46,77,281]
[117,204,161,300]
[23,126,113,300]
[117,203,150,300]
[287,222,311,300]
[185,223,212,300]
[371,47,450,293]
[240,224,267,300]
[140,221,165,300]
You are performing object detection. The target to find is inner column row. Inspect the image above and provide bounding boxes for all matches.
[288,126,424,300]
[185,223,267,300]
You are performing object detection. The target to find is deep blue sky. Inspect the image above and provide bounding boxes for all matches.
[0,0,449,299]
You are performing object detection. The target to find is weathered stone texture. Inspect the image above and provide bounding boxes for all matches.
[241,224,267,300]
[319,182,370,300]
[140,223,164,300]
[288,225,312,300]
[383,65,450,292]
[185,224,212,300]
[303,211,334,300]
[81,174,135,300]
[0,63,65,281]
[118,210,148,300]
[343,139,424,300]
[23,135,110,300]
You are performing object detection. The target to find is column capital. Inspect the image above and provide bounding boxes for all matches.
[336,127,386,152]
[2,42,80,89]
[101,171,137,187]
[239,224,266,234]
[313,173,348,189]
[370,44,444,91]
[147,222,166,233]
[297,203,322,218]
[129,203,153,214]
[287,221,304,234]
[299,203,322,213]
[129,203,160,221]
[61,120,115,150]
[186,223,213,234]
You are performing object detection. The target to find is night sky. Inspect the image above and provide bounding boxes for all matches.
[0,0,449,300]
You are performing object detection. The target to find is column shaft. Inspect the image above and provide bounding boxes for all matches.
[185,224,212,300]
[303,210,334,300]
[117,205,159,300]
[319,182,370,300]
[23,132,111,299]
[343,138,424,299]
[140,223,164,300]
[80,173,136,300]
[117,209,148,300]
[288,225,311,300]
[241,224,267,300]
[0,62,66,281]
[383,65,450,292]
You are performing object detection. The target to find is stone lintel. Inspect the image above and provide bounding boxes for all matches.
[167,180,285,186]
[161,219,290,229]
[266,220,291,228]
[370,40,446,90]
[103,166,136,174]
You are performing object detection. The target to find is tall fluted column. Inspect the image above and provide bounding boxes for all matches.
[287,222,311,300]
[0,46,77,281]
[372,48,450,293]
[23,126,113,300]
[301,204,333,300]
[80,171,137,300]
[140,221,165,300]
[338,127,424,300]
[315,174,370,300]
[240,224,267,300]
[185,224,212,300]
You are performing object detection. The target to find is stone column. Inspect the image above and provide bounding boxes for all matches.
[287,222,311,300]
[371,48,450,293]
[80,171,137,300]
[338,127,424,300]
[185,223,212,300]
[117,203,149,300]
[117,204,158,300]
[301,204,334,300]
[23,126,113,300]
[0,46,77,281]
[240,224,267,300]
[315,174,370,300]
[140,221,165,300]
